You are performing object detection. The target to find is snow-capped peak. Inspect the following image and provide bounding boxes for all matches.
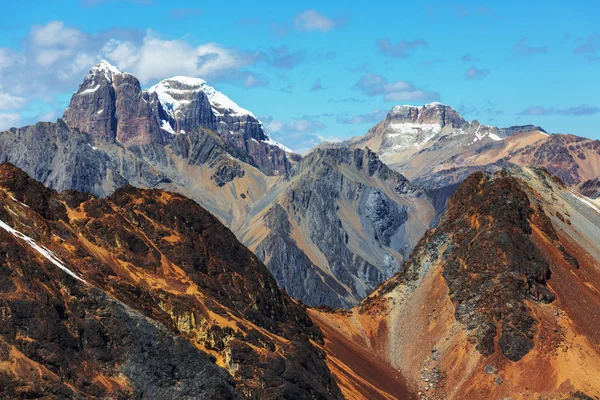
[391,102,449,113]
[90,59,121,81]
[148,77,255,119]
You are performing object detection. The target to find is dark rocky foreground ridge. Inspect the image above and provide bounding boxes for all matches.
[0,163,342,399]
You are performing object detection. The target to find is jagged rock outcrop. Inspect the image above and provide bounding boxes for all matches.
[578,177,600,199]
[0,163,342,399]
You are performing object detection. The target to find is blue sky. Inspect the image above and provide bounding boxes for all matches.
[0,0,599,152]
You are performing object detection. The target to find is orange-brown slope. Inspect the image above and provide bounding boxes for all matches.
[311,167,600,399]
[0,163,342,399]
[309,309,416,400]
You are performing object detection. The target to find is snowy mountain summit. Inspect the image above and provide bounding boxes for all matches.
[62,60,293,175]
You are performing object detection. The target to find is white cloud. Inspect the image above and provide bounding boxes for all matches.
[102,39,140,70]
[0,90,26,110]
[0,48,24,71]
[0,114,22,131]
[103,36,257,83]
[294,10,336,33]
[30,21,84,48]
[35,48,73,66]
[353,72,440,102]
[0,20,265,130]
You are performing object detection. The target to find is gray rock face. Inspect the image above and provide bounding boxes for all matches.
[387,102,466,128]
[148,76,291,176]
[364,188,408,247]
[254,147,433,307]
[256,204,351,308]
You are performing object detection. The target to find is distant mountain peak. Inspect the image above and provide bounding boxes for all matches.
[89,59,122,81]
[391,101,448,112]
[388,102,466,129]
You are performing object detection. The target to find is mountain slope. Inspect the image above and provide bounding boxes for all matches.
[239,147,435,308]
[0,163,342,399]
[310,166,600,399]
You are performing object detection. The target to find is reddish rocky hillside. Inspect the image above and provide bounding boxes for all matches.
[310,166,600,399]
[0,163,341,399]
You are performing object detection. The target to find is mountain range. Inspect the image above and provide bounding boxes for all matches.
[3,61,598,310]
[1,60,600,399]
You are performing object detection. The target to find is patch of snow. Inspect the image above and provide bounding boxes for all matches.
[10,196,29,208]
[488,133,503,141]
[90,59,121,81]
[424,102,446,107]
[87,143,98,150]
[262,137,294,153]
[0,219,86,282]
[79,85,100,95]
[388,123,442,135]
[148,77,255,119]
[569,191,600,213]
[97,109,104,114]
[160,119,175,134]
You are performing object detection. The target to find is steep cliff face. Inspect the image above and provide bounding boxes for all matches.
[244,147,435,308]
[63,60,169,146]
[148,76,291,176]
[310,166,600,399]
[0,163,342,399]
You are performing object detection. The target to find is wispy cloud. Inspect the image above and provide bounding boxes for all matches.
[0,113,21,131]
[572,33,600,61]
[465,67,490,80]
[262,115,328,153]
[294,10,336,33]
[353,72,440,102]
[244,73,268,88]
[377,38,428,58]
[519,105,600,116]
[461,54,477,62]
[311,79,324,91]
[263,45,305,69]
[337,109,388,124]
[513,38,547,56]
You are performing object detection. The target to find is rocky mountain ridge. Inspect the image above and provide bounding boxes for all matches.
[310,165,600,399]
[245,147,434,307]
[344,102,599,194]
